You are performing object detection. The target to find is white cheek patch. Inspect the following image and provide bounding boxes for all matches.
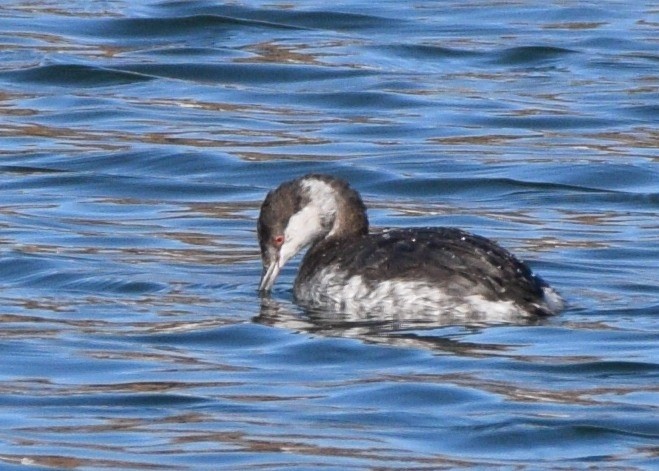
[279,178,340,265]
[301,178,338,236]
[279,206,324,265]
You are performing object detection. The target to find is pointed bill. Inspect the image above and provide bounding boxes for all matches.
[258,259,281,293]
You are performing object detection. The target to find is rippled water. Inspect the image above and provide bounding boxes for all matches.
[0,1,657,469]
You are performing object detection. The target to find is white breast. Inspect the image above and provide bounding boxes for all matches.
[294,265,545,323]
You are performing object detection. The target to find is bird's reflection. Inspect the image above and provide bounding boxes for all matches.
[254,295,549,356]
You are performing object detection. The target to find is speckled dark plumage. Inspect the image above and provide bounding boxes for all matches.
[257,174,563,319]
[298,227,553,316]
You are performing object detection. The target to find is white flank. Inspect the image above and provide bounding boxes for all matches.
[541,286,565,314]
[294,266,544,323]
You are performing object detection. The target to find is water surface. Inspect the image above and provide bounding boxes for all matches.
[0,1,657,469]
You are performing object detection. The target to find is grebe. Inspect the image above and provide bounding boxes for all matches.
[257,174,563,320]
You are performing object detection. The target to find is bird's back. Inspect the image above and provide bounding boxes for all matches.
[295,227,560,320]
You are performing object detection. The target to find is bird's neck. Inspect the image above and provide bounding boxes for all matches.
[326,199,368,241]
[299,177,369,242]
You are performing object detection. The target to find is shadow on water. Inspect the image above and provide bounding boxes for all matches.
[254,296,550,356]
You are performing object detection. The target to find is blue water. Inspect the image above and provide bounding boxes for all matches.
[0,1,657,469]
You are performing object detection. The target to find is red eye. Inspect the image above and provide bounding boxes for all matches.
[273,235,284,247]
